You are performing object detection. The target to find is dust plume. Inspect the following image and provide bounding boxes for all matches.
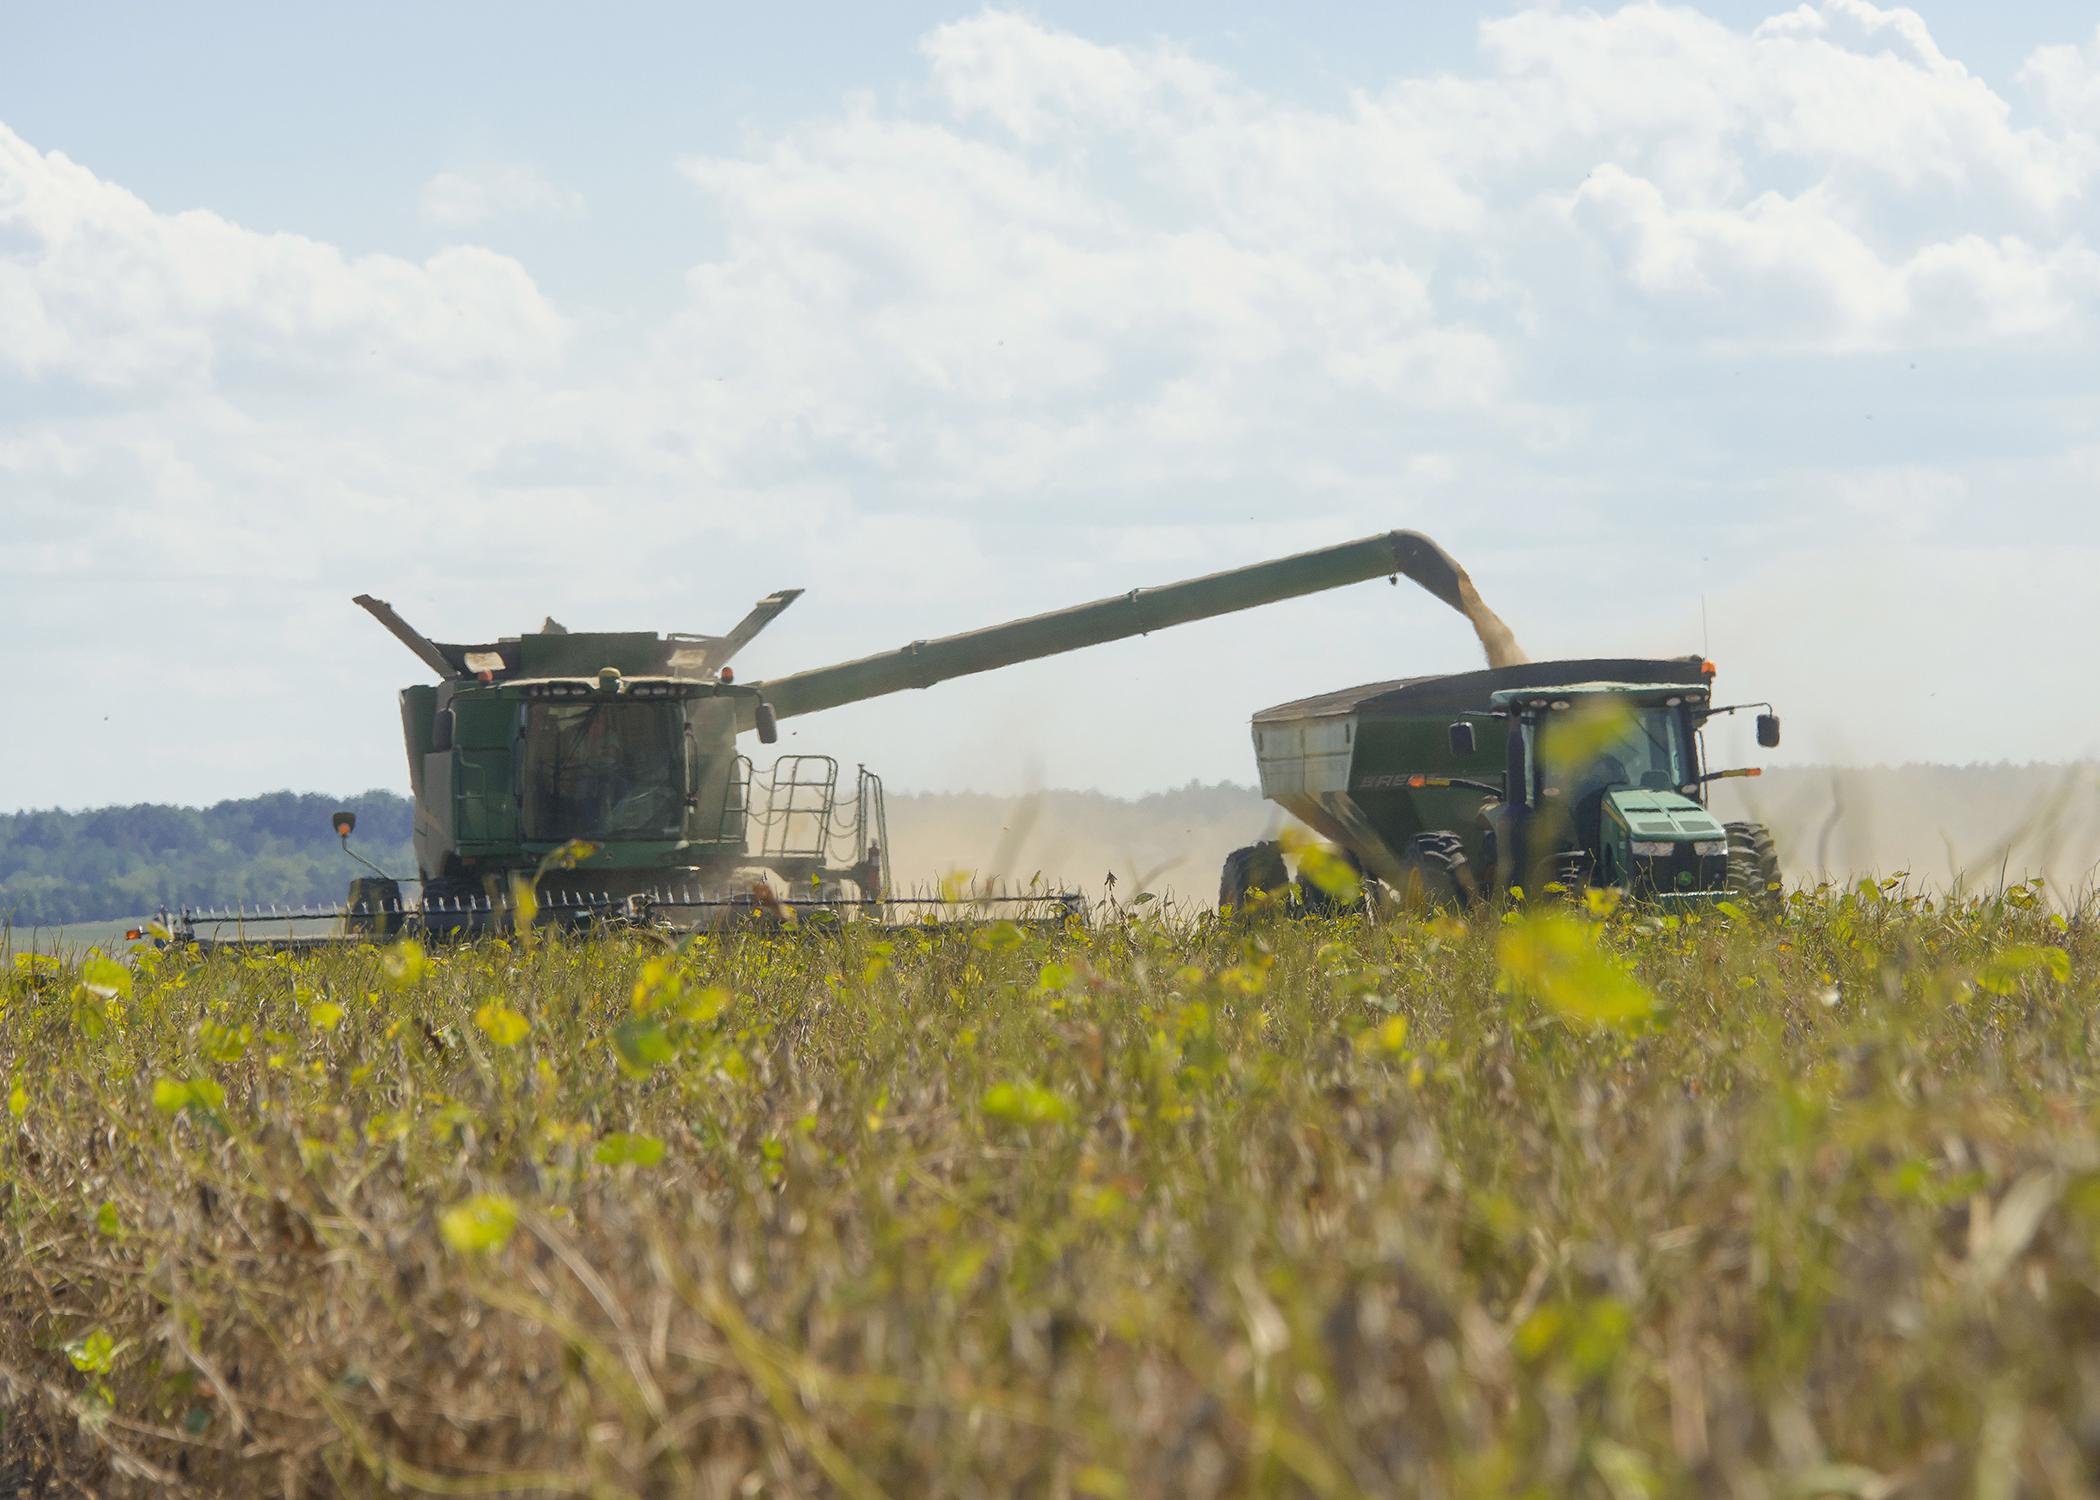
[1453,566,1528,669]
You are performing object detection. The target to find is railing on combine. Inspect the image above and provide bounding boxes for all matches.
[853,767,890,893]
[739,755,886,877]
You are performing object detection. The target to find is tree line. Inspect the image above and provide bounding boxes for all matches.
[0,792,416,929]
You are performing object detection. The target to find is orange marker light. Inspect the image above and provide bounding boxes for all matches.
[1700,659,1717,676]
[1407,774,1427,788]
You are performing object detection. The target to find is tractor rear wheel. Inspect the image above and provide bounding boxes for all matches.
[1724,821,1782,909]
[1219,842,1289,914]
[1393,831,1475,909]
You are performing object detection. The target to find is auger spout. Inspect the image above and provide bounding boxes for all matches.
[746,529,1469,725]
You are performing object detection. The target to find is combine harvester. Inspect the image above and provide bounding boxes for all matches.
[160,529,1486,945]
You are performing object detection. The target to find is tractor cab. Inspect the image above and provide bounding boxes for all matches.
[1470,680,1780,899]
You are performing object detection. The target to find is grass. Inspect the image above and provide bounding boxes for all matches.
[0,883,2096,1497]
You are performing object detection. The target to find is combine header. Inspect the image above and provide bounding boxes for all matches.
[162,529,1483,944]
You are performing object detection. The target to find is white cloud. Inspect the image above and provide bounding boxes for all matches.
[418,164,584,228]
[0,125,565,391]
[7,3,2100,812]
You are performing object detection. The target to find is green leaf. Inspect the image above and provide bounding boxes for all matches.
[1497,911,1656,1030]
[309,1002,345,1032]
[439,1192,518,1254]
[151,1078,192,1114]
[981,1078,1075,1128]
[593,1132,666,1168]
[475,1002,530,1048]
[631,957,683,1015]
[382,939,428,990]
[93,1200,120,1238]
[79,956,132,1001]
[1976,944,2071,996]
[972,921,1025,953]
[197,1021,251,1063]
[612,1018,674,1078]
[64,1329,115,1374]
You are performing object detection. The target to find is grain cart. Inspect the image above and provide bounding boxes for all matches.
[1223,657,1783,910]
[163,529,1483,943]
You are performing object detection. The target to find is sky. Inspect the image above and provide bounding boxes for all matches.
[4,0,2100,811]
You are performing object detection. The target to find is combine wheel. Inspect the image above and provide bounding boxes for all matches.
[345,877,403,937]
[1393,831,1475,909]
[419,876,483,940]
[1724,821,1783,910]
[1219,842,1289,915]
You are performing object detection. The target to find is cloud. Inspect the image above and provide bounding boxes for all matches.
[8,3,2100,811]
[418,164,584,228]
[0,125,565,392]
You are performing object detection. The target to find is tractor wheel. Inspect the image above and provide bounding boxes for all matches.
[1724,821,1782,909]
[1393,831,1475,909]
[1296,846,1367,917]
[1219,842,1289,915]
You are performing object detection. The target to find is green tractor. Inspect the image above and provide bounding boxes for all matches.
[1222,657,1784,911]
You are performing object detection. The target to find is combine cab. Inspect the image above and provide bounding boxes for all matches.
[1226,657,1784,911]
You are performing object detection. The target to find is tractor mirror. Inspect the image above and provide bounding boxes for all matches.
[1447,721,1476,758]
[332,810,357,839]
[1756,712,1782,749]
[755,700,779,745]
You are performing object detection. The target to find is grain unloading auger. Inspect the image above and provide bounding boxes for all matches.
[159,530,1476,947]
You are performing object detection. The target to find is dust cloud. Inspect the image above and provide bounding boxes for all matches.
[884,766,2100,907]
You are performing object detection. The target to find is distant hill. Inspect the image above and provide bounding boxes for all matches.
[6,764,2098,929]
[0,792,414,930]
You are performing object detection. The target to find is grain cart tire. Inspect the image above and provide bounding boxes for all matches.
[1220,842,1289,914]
[1724,821,1783,910]
[1393,831,1475,909]
[1296,846,1367,917]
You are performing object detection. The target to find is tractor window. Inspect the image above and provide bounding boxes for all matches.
[519,702,684,842]
[1534,704,1692,805]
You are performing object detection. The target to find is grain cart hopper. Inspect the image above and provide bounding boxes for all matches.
[163,529,1483,943]
[1224,657,1784,910]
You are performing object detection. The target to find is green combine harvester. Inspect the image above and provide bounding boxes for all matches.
[161,529,1484,943]
[1224,658,1784,911]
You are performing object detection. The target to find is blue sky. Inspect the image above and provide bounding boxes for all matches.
[5,2,2100,809]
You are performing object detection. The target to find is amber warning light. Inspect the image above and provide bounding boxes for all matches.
[333,811,357,839]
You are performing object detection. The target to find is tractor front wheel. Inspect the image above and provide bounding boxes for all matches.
[1393,831,1475,909]
[1219,842,1289,915]
[1724,821,1782,910]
